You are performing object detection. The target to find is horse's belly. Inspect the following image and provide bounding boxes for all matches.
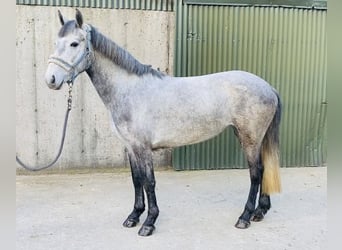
[151,117,231,149]
[148,90,232,148]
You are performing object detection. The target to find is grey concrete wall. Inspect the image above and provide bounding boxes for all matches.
[16,6,175,169]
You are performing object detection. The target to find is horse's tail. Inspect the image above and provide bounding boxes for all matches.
[261,91,282,194]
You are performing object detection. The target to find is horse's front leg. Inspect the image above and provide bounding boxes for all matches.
[138,150,159,236]
[123,148,159,236]
[123,153,145,228]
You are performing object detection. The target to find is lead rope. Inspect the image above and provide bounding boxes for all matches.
[16,83,73,171]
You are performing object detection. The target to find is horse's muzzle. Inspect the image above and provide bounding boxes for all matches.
[45,71,64,90]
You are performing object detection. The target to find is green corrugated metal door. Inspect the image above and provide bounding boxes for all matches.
[173,0,327,170]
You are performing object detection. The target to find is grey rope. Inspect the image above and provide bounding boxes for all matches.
[16,83,73,171]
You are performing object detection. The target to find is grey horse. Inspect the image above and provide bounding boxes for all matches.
[45,9,282,236]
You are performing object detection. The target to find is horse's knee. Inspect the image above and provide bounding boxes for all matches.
[144,178,156,189]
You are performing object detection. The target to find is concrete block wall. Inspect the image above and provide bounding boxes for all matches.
[16,5,175,169]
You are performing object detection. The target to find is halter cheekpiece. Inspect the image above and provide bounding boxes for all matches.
[48,24,93,83]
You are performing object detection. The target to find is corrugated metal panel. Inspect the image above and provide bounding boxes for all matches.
[184,0,327,9]
[16,0,175,11]
[173,2,327,170]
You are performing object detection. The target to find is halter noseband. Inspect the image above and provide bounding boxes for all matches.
[48,24,93,83]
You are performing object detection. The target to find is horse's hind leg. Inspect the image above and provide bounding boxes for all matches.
[234,146,272,227]
[235,148,263,229]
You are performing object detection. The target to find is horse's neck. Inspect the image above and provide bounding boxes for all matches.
[86,51,140,107]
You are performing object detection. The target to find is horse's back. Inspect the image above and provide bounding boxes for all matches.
[174,70,279,118]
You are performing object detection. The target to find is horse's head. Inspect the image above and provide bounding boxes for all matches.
[45,9,93,90]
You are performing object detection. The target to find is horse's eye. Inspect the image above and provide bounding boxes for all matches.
[70,42,79,47]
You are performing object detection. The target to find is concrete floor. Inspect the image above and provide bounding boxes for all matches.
[16,167,327,250]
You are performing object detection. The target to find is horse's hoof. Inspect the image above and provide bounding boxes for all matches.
[138,225,155,236]
[123,218,138,228]
[235,219,250,229]
[251,209,265,222]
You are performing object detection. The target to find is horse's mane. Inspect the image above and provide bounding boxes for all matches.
[89,25,165,79]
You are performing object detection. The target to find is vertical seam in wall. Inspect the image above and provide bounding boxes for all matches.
[81,77,85,167]
[33,16,39,166]
[166,13,171,74]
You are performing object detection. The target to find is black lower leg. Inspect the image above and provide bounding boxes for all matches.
[235,181,259,228]
[138,162,159,237]
[123,188,145,227]
[123,155,145,228]
[251,163,272,222]
[251,194,271,222]
[235,158,262,229]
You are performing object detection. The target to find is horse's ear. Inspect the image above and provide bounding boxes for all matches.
[75,9,83,28]
[58,10,66,26]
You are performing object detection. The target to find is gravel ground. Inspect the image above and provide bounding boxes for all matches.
[16,167,327,250]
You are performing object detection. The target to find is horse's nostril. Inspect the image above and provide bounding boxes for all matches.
[51,75,55,84]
